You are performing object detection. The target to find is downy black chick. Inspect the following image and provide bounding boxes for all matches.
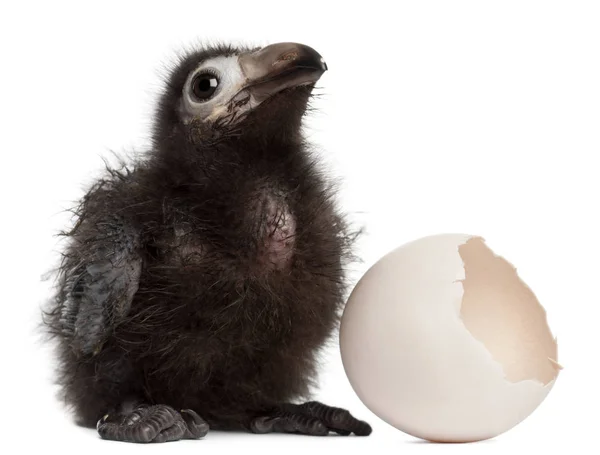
[44,42,371,443]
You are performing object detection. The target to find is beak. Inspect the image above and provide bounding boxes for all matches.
[238,42,327,102]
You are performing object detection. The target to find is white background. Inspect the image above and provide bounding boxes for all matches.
[1,0,598,453]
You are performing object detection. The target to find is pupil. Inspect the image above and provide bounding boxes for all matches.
[192,74,219,101]
[198,78,212,92]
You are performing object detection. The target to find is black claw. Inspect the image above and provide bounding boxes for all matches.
[250,416,274,434]
[181,409,210,439]
[153,418,186,443]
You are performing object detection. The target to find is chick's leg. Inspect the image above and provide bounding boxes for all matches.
[97,404,209,443]
[249,401,372,436]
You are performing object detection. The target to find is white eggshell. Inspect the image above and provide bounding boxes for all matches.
[340,234,560,442]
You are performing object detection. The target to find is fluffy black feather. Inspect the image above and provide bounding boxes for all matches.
[43,42,369,442]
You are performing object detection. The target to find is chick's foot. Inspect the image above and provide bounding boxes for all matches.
[249,401,372,436]
[97,404,209,443]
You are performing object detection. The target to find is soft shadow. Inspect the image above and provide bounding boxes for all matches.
[406,438,496,444]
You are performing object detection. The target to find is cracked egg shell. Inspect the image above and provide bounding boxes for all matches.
[340,234,561,442]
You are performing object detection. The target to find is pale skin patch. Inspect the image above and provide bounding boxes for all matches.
[166,198,296,271]
[458,237,559,385]
[258,194,296,270]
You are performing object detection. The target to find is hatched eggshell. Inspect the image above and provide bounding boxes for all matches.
[339,234,560,442]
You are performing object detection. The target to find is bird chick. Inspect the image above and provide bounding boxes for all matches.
[44,42,371,443]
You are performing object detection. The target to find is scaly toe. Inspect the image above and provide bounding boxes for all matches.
[181,409,210,439]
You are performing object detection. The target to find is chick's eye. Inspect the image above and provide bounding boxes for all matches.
[191,73,219,101]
